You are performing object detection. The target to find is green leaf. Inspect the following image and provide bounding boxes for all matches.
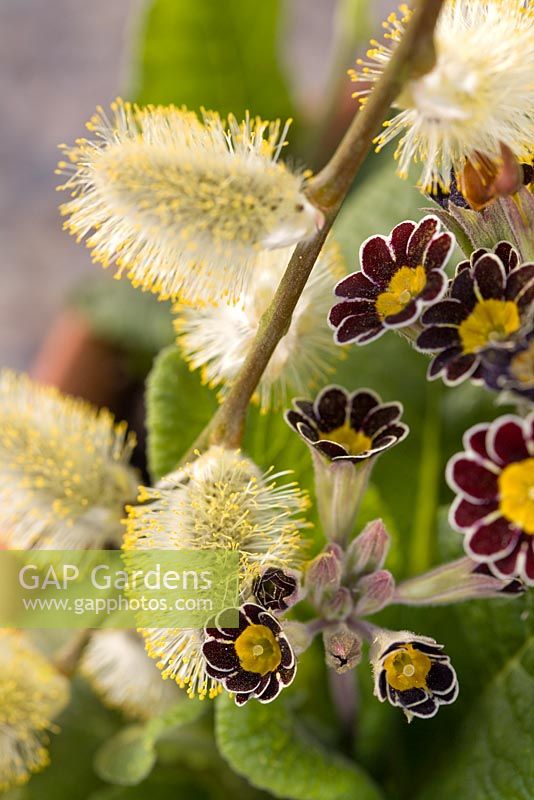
[94,699,206,787]
[215,693,382,800]
[417,619,534,800]
[145,345,218,481]
[145,696,207,739]
[134,0,294,122]
[94,726,158,787]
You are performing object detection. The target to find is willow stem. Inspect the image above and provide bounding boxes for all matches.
[54,628,92,676]
[195,0,445,451]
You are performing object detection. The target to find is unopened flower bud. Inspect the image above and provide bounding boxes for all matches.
[323,587,353,621]
[323,624,362,674]
[354,570,395,616]
[252,567,301,613]
[346,519,390,577]
[394,557,525,606]
[305,545,343,602]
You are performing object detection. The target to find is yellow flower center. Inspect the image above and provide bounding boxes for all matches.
[234,624,281,675]
[498,458,534,535]
[384,644,431,691]
[375,265,427,319]
[320,423,372,456]
[458,299,521,355]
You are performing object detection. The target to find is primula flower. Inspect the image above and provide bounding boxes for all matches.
[80,630,181,721]
[124,446,307,697]
[371,629,458,722]
[0,371,138,549]
[447,413,534,585]
[57,100,323,305]
[350,1,534,190]
[0,630,70,792]
[328,216,453,345]
[252,567,300,613]
[202,603,296,705]
[417,243,534,386]
[285,385,408,462]
[175,242,345,411]
[479,330,534,402]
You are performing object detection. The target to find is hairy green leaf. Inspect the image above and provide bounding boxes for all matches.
[145,345,217,481]
[215,693,382,800]
[417,620,534,799]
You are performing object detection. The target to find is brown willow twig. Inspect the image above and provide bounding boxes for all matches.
[194,0,445,452]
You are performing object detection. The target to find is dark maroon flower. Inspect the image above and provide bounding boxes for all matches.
[328,215,453,345]
[447,413,534,585]
[479,329,534,402]
[202,603,296,705]
[252,568,299,613]
[417,242,534,386]
[371,630,458,721]
[285,385,408,463]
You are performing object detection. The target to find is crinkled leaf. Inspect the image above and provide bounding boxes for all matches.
[215,693,383,800]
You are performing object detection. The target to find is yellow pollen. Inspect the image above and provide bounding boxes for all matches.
[320,423,372,456]
[375,265,427,319]
[458,299,521,354]
[234,624,281,676]
[384,644,431,691]
[498,458,534,535]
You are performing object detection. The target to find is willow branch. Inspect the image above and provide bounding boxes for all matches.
[199,0,444,450]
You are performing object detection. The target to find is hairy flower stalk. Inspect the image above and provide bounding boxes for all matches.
[175,242,345,411]
[124,446,307,698]
[0,631,70,792]
[351,0,534,191]
[0,371,138,549]
[57,100,323,305]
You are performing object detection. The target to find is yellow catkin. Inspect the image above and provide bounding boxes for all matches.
[124,446,308,698]
[349,0,534,190]
[57,100,323,305]
[0,631,70,792]
[0,370,138,549]
[174,240,346,411]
